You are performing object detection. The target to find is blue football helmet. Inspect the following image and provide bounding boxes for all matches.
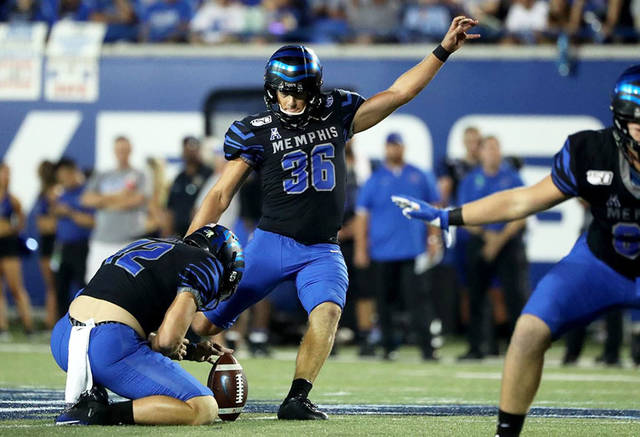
[611,64,640,163]
[264,45,324,129]
[183,224,244,305]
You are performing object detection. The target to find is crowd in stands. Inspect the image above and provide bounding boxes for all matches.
[1,0,639,45]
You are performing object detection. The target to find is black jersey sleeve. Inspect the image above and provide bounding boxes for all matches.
[177,256,221,310]
[223,120,265,169]
[551,138,579,197]
[335,89,366,139]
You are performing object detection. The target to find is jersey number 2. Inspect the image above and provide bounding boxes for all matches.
[282,144,336,194]
[104,239,174,276]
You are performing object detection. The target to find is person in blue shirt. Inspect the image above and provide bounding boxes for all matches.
[354,132,441,360]
[456,135,528,360]
[139,0,193,42]
[53,158,95,317]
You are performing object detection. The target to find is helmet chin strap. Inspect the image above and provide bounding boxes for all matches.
[279,105,306,116]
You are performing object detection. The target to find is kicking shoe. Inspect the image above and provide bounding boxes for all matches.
[55,388,109,425]
[277,396,328,420]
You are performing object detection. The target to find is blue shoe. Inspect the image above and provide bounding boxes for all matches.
[55,387,109,425]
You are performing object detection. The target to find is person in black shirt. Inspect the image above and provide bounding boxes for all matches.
[167,136,214,237]
[189,18,479,420]
[50,224,243,426]
[392,64,640,436]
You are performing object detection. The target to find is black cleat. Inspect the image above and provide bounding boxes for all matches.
[55,387,109,426]
[277,396,328,420]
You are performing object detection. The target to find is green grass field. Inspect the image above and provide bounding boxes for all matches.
[1,333,639,436]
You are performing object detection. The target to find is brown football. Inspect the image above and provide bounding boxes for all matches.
[207,353,248,421]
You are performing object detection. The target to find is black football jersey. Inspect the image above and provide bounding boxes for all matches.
[223,89,365,244]
[552,127,640,278]
[82,238,222,335]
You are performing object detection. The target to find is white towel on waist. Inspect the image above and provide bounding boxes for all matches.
[64,318,95,405]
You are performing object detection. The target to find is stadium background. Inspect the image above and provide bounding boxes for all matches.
[0,44,636,306]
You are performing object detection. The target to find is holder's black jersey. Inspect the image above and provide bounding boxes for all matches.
[223,89,365,245]
[551,128,640,278]
[82,238,222,335]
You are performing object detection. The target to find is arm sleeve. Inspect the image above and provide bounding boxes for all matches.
[223,120,265,169]
[550,138,579,197]
[335,89,366,139]
[177,256,221,310]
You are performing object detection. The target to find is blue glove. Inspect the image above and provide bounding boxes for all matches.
[391,195,453,247]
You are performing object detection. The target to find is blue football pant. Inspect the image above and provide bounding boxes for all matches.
[50,315,212,401]
[523,235,640,339]
[204,229,348,329]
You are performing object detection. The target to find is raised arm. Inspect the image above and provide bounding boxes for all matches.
[186,159,253,235]
[351,16,479,135]
[393,175,570,230]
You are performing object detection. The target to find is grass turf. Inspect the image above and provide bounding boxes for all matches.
[1,334,639,435]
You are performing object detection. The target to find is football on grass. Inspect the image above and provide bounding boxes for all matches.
[207,353,248,421]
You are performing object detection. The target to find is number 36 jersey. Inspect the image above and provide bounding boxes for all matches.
[82,239,223,335]
[551,127,640,279]
[224,89,365,245]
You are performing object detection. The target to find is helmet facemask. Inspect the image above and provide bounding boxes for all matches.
[264,45,323,130]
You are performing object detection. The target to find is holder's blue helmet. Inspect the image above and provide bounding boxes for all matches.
[611,65,640,163]
[183,224,244,304]
[264,45,323,129]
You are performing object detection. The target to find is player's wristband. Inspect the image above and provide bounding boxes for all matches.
[432,44,451,63]
[448,208,464,226]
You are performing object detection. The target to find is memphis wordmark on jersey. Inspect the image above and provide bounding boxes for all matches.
[224,89,365,245]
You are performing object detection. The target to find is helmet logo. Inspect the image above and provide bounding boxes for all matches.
[204,229,215,238]
[635,107,640,119]
[270,128,281,141]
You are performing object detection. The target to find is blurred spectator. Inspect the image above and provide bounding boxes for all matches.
[139,0,193,42]
[0,163,34,338]
[565,0,636,43]
[345,0,401,43]
[145,157,170,237]
[309,0,348,42]
[34,160,58,329]
[81,136,150,281]
[503,0,549,44]
[56,0,92,22]
[167,136,213,237]
[52,158,94,317]
[457,136,527,359]
[401,0,453,42]
[354,133,440,361]
[189,0,247,43]
[438,126,482,206]
[254,0,306,42]
[88,0,138,42]
[1,0,46,23]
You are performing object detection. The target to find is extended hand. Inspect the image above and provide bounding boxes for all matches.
[185,340,234,363]
[440,16,480,53]
[391,195,453,247]
[391,195,449,228]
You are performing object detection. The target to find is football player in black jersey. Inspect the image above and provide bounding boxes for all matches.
[188,17,479,420]
[392,65,640,436]
[50,224,242,426]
